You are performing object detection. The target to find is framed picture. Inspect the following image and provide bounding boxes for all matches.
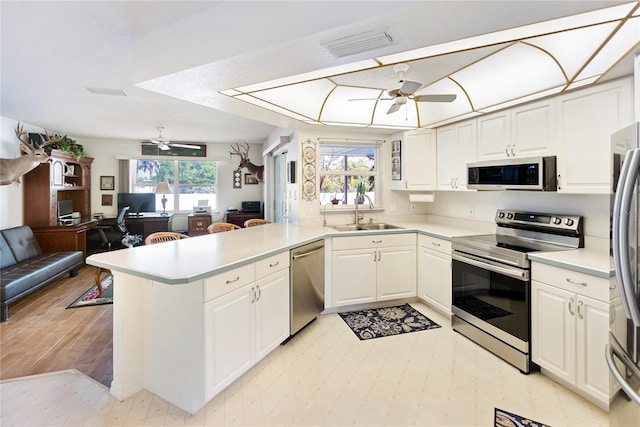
[233,169,242,189]
[391,140,401,180]
[245,173,259,185]
[101,194,113,206]
[100,176,114,190]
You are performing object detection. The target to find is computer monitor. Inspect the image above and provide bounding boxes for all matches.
[117,193,156,216]
[57,200,74,219]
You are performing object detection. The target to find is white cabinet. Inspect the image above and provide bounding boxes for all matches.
[391,130,437,191]
[477,100,556,161]
[332,233,416,306]
[417,234,451,315]
[436,120,477,190]
[531,262,617,409]
[556,78,633,193]
[204,252,290,401]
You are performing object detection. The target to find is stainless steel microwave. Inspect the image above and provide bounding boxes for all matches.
[467,156,557,191]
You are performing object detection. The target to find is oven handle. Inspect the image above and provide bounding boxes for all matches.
[452,252,529,281]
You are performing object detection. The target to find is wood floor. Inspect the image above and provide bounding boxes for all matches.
[0,266,112,387]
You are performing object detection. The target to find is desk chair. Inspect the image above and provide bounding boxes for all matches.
[207,222,241,233]
[145,231,190,245]
[92,206,129,297]
[244,218,271,227]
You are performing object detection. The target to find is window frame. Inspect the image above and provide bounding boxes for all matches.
[129,159,218,212]
[317,140,381,209]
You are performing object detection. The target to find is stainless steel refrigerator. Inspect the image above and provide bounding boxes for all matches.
[610,122,640,423]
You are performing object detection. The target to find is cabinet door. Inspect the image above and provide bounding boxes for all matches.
[418,246,451,314]
[255,269,290,361]
[556,78,632,193]
[204,285,254,400]
[477,111,511,160]
[332,249,376,306]
[576,295,610,403]
[454,121,477,188]
[436,125,456,190]
[377,245,416,301]
[405,130,437,190]
[531,281,576,385]
[512,100,555,158]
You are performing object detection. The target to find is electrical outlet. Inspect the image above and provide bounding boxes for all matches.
[410,204,416,212]
[468,206,475,217]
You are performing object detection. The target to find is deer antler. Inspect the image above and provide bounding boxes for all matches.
[229,142,249,160]
[15,123,33,154]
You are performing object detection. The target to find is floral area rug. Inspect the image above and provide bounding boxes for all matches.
[66,274,113,309]
[338,303,440,340]
[495,408,551,427]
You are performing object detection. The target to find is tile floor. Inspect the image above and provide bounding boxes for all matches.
[1,302,609,426]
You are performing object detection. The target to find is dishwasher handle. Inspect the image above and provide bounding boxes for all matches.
[291,246,323,260]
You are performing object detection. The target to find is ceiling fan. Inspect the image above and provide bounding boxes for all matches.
[144,126,200,150]
[351,63,457,114]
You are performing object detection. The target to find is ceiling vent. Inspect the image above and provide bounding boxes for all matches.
[86,87,127,96]
[323,30,393,58]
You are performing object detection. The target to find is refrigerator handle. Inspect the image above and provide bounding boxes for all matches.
[613,148,640,326]
[606,332,640,405]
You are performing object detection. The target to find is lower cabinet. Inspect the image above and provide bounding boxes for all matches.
[531,262,620,409]
[204,253,289,401]
[332,233,416,306]
[417,235,452,315]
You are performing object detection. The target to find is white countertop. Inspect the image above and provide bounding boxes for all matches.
[86,216,492,284]
[528,248,614,279]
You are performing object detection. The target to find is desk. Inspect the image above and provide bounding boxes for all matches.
[102,214,170,239]
[225,211,263,228]
[31,219,100,260]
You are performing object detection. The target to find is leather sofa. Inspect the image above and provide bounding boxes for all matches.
[0,225,83,321]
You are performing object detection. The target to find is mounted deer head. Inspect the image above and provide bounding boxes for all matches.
[0,123,60,185]
[229,142,264,183]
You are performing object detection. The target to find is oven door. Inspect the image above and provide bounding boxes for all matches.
[451,251,530,353]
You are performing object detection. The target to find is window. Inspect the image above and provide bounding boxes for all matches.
[131,159,217,211]
[318,143,378,206]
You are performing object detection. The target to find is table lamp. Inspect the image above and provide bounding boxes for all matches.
[155,181,171,216]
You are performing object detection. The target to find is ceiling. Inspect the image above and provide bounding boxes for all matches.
[1,1,637,145]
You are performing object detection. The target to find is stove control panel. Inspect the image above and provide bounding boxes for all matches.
[495,209,582,234]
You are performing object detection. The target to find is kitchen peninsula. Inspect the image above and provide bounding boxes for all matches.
[86,218,489,413]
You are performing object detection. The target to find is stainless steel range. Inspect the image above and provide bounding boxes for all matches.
[451,209,584,373]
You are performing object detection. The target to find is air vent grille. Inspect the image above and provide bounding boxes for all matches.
[323,30,393,58]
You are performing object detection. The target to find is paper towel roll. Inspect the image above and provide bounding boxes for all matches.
[408,192,435,203]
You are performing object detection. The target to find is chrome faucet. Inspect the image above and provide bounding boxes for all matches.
[322,202,334,227]
[354,193,374,226]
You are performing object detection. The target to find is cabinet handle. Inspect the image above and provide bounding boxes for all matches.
[269,261,279,268]
[251,287,256,303]
[557,174,561,190]
[372,240,382,244]
[510,146,515,156]
[566,278,588,286]
[577,300,584,319]
[256,285,261,301]
[450,178,454,188]
[372,250,377,262]
[432,241,441,247]
[226,276,240,284]
[378,250,381,261]
[454,177,458,189]
[568,297,575,316]
[505,147,510,157]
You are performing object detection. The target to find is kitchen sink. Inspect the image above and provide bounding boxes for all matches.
[330,223,404,232]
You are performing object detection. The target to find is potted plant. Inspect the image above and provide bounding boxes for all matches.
[51,134,88,159]
[356,180,367,204]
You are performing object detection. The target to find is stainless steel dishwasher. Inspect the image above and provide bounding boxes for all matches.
[289,240,325,336]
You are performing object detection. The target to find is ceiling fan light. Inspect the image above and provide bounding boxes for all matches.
[323,29,393,58]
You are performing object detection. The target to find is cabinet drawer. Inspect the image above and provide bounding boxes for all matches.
[204,264,255,302]
[532,263,609,302]
[333,233,416,250]
[255,251,290,279]
[419,234,451,255]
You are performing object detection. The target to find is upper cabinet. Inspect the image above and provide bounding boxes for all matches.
[391,129,437,191]
[555,78,633,194]
[477,99,556,161]
[436,120,477,190]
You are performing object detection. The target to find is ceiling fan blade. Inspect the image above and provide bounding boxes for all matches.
[170,143,200,149]
[386,103,401,115]
[414,94,457,103]
[158,143,170,151]
[399,80,422,96]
